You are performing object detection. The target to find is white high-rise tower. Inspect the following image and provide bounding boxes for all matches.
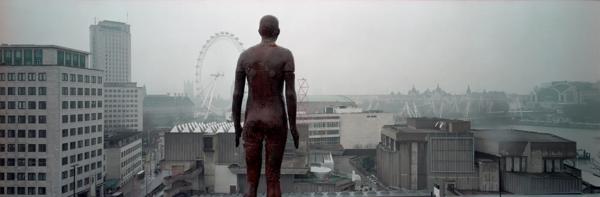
[90,20,131,83]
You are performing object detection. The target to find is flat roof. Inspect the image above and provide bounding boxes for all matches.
[104,131,141,143]
[168,122,234,134]
[305,95,356,103]
[473,129,572,143]
[0,44,89,54]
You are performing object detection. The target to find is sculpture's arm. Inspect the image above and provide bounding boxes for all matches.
[232,54,246,147]
[284,51,298,149]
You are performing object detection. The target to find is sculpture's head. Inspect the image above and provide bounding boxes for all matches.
[259,15,280,40]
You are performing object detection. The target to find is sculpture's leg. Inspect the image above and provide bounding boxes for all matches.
[244,128,264,197]
[265,128,287,197]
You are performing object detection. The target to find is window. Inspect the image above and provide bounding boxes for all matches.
[63,101,68,109]
[38,101,46,109]
[62,87,68,95]
[17,187,25,195]
[38,116,46,124]
[27,73,36,81]
[0,87,4,95]
[17,101,25,109]
[62,129,68,137]
[38,173,46,181]
[18,87,26,95]
[27,173,36,181]
[28,101,36,109]
[38,130,46,138]
[62,73,69,81]
[38,159,46,166]
[7,73,15,81]
[28,115,36,123]
[33,49,42,64]
[39,144,46,152]
[18,130,25,138]
[27,187,35,195]
[28,158,36,165]
[57,50,64,65]
[7,87,14,95]
[17,73,25,81]
[28,87,36,95]
[38,87,46,95]
[28,144,36,152]
[65,52,71,66]
[27,130,36,138]
[38,73,46,81]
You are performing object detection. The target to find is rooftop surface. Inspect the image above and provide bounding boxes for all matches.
[168,122,234,134]
[0,44,89,54]
[305,95,356,104]
[104,131,141,144]
[473,129,573,143]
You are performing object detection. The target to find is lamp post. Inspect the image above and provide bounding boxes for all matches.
[71,164,79,197]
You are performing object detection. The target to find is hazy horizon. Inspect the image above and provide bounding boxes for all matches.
[1,0,599,96]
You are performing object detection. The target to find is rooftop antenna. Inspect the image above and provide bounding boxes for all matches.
[126,12,129,23]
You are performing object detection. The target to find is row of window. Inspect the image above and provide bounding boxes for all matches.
[61,150,102,166]
[311,121,340,128]
[308,136,340,145]
[57,50,86,68]
[62,87,103,96]
[1,48,43,66]
[309,130,340,136]
[0,172,46,181]
[105,124,139,128]
[0,101,46,110]
[61,162,101,180]
[121,142,141,158]
[61,113,103,123]
[61,173,102,193]
[62,125,103,138]
[0,144,47,153]
[121,152,142,168]
[0,130,46,138]
[0,115,46,124]
[62,100,103,110]
[0,87,46,96]
[61,138,103,151]
[0,186,46,195]
[0,72,46,81]
[105,89,138,93]
[106,114,138,118]
[0,158,47,167]
[61,73,102,84]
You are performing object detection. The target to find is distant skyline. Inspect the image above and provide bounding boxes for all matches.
[1,0,599,96]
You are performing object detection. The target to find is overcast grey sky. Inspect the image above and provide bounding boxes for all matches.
[1,0,599,96]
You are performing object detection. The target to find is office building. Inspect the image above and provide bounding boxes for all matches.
[474,129,580,194]
[90,20,145,132]
[89,20,131,83]
[104,131,143,188]
[103,82,144,131]
[0,44,104,196]
[376,118,478,192]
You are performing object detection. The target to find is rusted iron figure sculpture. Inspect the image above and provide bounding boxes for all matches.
[232,15,299,197]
